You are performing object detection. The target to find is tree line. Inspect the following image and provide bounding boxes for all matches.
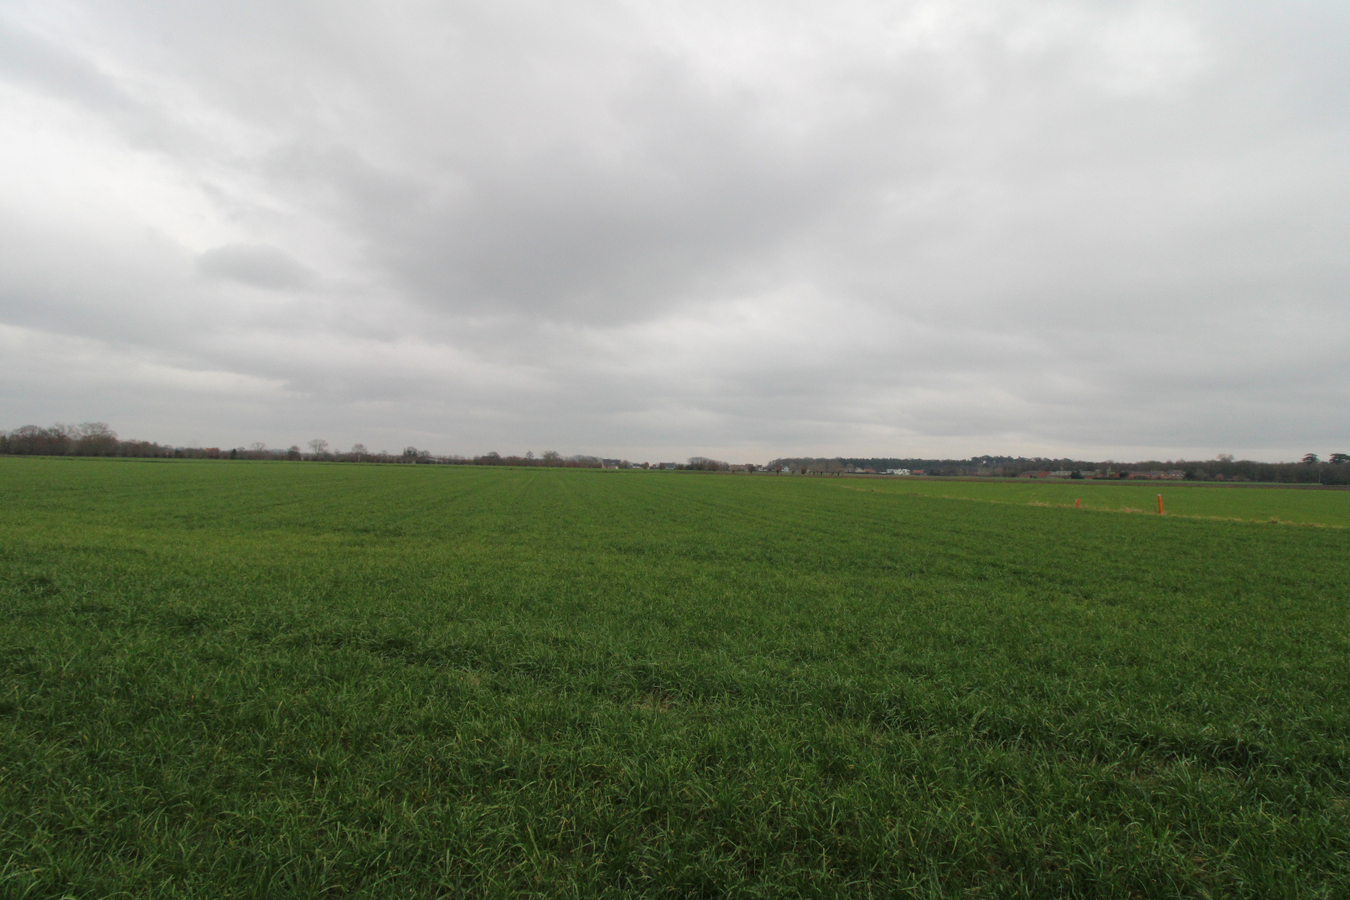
[0,424,614,467]
[0,423,177,458]
[0,425,749,471]
[5,424,1345,483]
[768,454,1350,485]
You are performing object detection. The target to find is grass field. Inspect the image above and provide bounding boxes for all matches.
[2,458,1348,898]
[858,476,1350,528]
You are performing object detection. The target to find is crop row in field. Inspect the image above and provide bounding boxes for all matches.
[858,476,1350,527]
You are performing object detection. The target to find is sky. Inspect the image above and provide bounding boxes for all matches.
[1,1,1347,463]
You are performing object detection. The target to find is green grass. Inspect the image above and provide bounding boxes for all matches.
[1,458,1348,898]
[857,476,1350,527]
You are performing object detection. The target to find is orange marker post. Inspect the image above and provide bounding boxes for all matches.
[1075,498,1080,508]
[1157,494,1163,515]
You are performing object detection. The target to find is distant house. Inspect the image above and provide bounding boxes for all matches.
[659,462,678,470]
[884,468,911,475]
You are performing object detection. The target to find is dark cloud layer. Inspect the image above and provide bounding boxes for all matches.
[0,1,1346,460]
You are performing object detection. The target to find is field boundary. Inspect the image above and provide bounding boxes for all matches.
[839,484,1348,528]
[836,472,1350,490]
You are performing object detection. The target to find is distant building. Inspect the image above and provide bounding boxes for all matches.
[884,468,910,475]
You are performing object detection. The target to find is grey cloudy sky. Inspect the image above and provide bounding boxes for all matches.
[1,1,1346,462]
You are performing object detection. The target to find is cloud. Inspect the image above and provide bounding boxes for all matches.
[0,1,1347,461]
[197,243,313,290]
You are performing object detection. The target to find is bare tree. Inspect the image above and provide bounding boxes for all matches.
[8,425,71,455]
[308,439,329,459]
[75,422,118,456]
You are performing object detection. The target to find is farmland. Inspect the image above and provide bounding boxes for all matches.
[861,476,1350,528]
[2,458,1348,898]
